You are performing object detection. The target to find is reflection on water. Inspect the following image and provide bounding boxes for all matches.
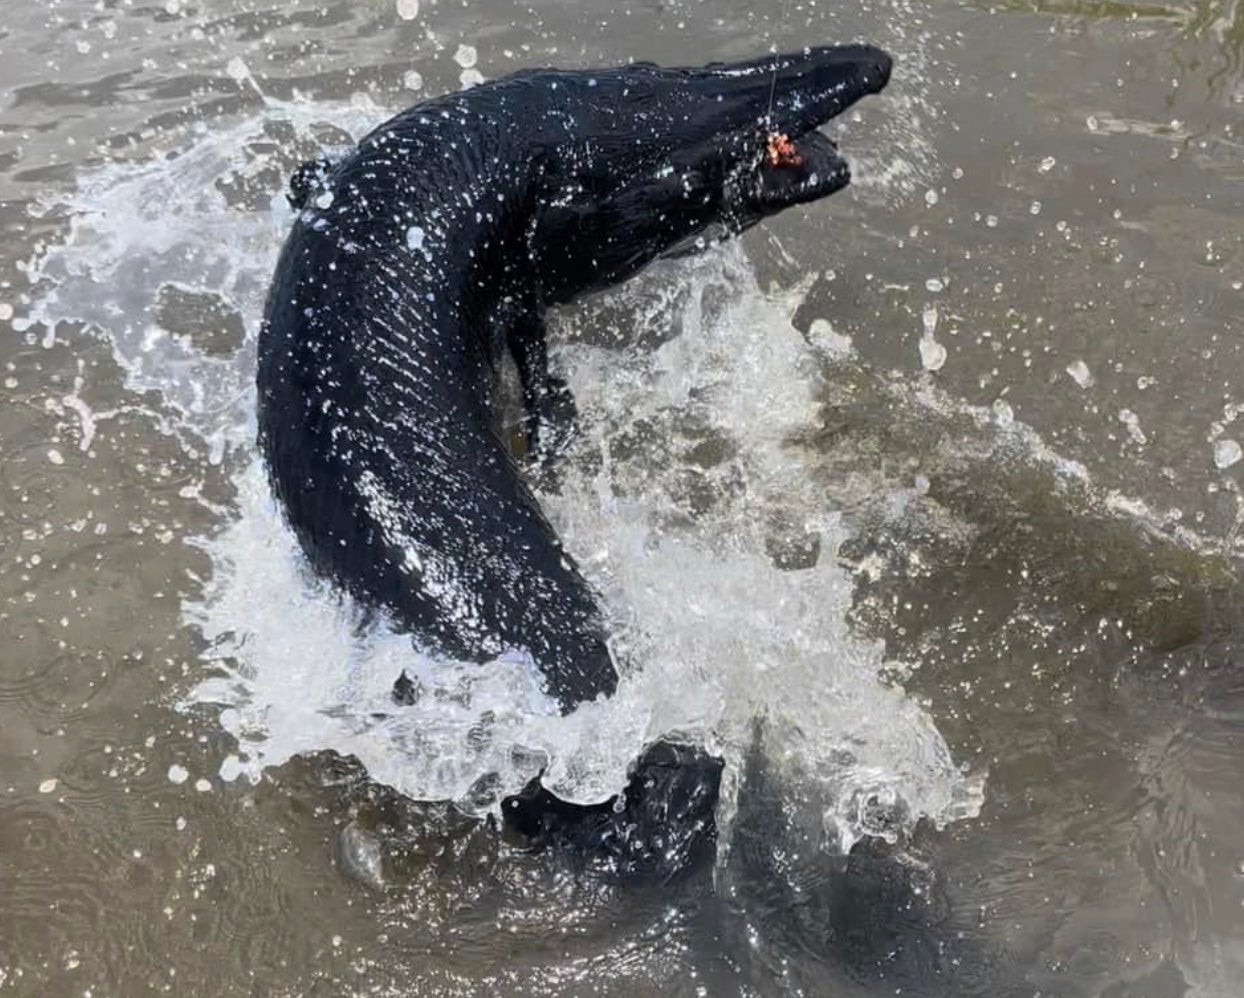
[976,0,1244,96]
[3,0,1244,995]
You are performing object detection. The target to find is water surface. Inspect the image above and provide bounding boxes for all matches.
[3,0,1244,994]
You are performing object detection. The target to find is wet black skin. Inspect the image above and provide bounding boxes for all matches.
[259,46,891,875]
[501,740,725,883]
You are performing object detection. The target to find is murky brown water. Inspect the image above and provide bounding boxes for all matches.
[3,0,1244,995]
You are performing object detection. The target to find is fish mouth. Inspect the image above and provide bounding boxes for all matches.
[754,128,852,207]
[729,44,891,210]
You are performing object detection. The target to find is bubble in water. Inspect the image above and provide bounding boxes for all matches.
[459,68,485,88]
[1213,439,1242,470]
[1066,360,1093,389]
[454,44,478,69]
[167,764,189,784]
[405,225,425,251]
[1039,156,1057,173]
[337,821,386,888]
[924,188,939,207]
[919,335,947,372]
[38,778,58,794]
[1119,409,1146,445]
[403,69,424,91]
[225,57,249,82]
[919,302,945,370]
[395,0,419,19]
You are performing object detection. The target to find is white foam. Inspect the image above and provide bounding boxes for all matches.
[26,99,378,453]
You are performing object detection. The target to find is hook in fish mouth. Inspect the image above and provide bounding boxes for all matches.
[754,128,851,207]
[699,44,890,216]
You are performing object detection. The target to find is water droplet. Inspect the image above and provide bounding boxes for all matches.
[1065,360,1093,389]
[1213,439,1242,470]
[47,449,64,465]
[336,821,386,889]
[405,225,426,252]
[38,778,58,794]
[924,188,939,207]
[919,336,946,372]
[925,277,945,293]
[314,190,334,209]
[1038,156,1056,173]
[1119,409,1146,445]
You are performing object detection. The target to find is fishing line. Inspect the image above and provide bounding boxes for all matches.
[763,0,797,129]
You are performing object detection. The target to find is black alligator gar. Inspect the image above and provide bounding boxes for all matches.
[258,45,892,713]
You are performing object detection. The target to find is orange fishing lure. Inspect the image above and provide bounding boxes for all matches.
[765,131,803,167]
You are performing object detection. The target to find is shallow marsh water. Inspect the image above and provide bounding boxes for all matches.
[2,0,1244,995]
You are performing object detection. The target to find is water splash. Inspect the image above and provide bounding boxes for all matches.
[26,99,982,852]
[25,101,377,458]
